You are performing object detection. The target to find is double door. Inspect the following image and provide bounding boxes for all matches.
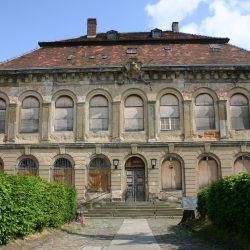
[125,168,145,202]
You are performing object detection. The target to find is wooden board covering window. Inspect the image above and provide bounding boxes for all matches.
[53,168,74,186]
[198,159,218,189]
[234,159,250,174]
[161,160,182,190]
[88,169,110,192]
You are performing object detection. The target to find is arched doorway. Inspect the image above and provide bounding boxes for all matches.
[125,157,145,202]
[234,155,250,174]
[198,156,219,189]
[161,156,182,190]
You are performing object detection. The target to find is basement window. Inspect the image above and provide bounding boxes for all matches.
[126,48,137,54]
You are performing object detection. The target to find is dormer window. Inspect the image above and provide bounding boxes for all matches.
[107,30,118,40]
[151,28,162,38]
[126,48,137,54]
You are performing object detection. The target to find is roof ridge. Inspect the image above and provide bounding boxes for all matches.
[0,47,40,65]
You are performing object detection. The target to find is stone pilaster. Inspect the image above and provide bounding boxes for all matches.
[7,103,17,143]
[41,103,50,141]
[76,102,85,141]
[218,100,228,139]
[183,100,192,140]
[112,101,120,141]
[148,101,156,142]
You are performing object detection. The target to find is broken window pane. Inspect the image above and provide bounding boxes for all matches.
[125,95,144,131]
[195,94,215,130]
[55,96,74,131]
[0,99,6,133]
[89,95,109,131]
[20,97,39,133]
[230,94,250,130]
[160,94,180,130]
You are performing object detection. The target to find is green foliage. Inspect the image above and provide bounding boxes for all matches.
[0,173,77,245]
[197,187,209,219]
[196,172,250,236]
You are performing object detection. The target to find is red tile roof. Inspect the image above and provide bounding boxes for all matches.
[0,31,250,69]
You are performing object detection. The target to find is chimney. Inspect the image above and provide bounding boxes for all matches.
[87,18,97,38]
[172,22,179,32]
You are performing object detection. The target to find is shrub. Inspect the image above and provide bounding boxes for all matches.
[206,173,250,235]
[197,187,210,219]
[0,173,77,245]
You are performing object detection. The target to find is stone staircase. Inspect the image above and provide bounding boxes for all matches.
[82,201,183,218]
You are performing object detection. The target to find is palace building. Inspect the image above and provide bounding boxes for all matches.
[0,18,250,202]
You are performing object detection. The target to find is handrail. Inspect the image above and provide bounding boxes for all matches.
[77,190,111,209]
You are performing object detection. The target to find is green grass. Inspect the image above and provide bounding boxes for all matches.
[184,218,250,250]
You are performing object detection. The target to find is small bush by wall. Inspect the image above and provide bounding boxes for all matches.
[0,173,77,245]
[197,172,250,236]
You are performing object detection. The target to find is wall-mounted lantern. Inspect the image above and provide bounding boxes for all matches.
[151,158,157,169]
[113,159,119,169]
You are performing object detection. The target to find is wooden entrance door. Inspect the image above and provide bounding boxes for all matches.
[125,168,145,202]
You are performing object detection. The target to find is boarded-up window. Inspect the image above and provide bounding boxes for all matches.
[230,94,250,130]
[198,156,218,189]
[20,97,39,133]
[53,158,74,186]
[18,158,38,176]
[160,94,180,130]
[234,155,250,174]
[55,96,74,131]
[88,157,110,192]
[0,98,6,133]
[162,157,182,190]
[195,94,215,130]
[89,95,109,131]
[0,160,3,172]
[124,95,144,131]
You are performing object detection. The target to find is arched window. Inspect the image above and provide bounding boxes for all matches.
[18,158,38,176]
[161,156,182,190]
[53,158,74,186]
[160,94,180,130]
[20,96,40,133]
[198,156,218,189]
[195,94,215,130]
[0,98,6,134]
[89,95,109,131]
[234,155,250,174]
[230,94,250,130]
[88,157,110,192]
[55,96,74,131]
[124,95,144,131]
[0,159,3,172]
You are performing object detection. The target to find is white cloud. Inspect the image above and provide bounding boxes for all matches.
[145,0,207,29]
[146,0,250,51]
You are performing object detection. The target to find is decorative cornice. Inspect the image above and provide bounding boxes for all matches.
[0,64,250,86]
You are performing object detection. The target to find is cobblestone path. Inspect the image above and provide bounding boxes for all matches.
[0,218,224,250]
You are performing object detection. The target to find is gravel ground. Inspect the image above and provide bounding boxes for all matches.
[0,219,124,250]
[148,217,223,250]
[1,218,226,250]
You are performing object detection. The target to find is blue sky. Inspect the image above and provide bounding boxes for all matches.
[1,0,250,62]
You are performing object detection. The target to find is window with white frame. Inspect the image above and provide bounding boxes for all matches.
[89,95,109,131]
[124,95,144,131]
[160,94,180,131]
[230,94,250,130]
[20,96,39,133]
[54,96,74,131]
[0,98,6,133]
[195,94,215,130]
